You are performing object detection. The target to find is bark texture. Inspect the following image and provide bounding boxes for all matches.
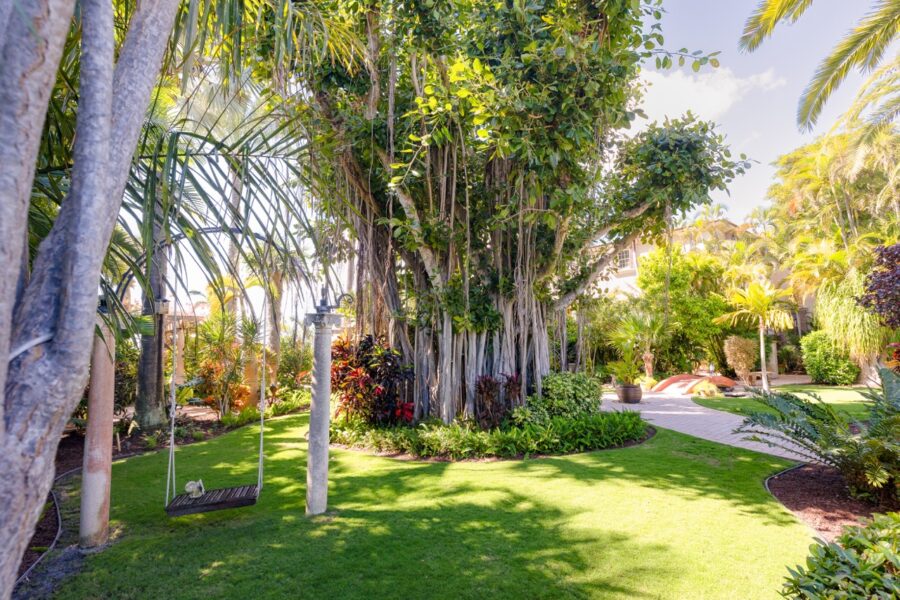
[0,0,180,593]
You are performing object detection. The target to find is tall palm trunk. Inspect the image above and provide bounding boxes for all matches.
[136,201,167,429]
[758,317,770,392]
[268,270,283,373]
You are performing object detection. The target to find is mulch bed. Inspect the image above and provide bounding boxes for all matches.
[16,494,59,580]
[767,464,897,542]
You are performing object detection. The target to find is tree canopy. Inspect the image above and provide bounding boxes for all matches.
[306,0,746,420]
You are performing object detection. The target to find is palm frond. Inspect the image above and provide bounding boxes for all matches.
[740,0,814,52]
[799,0,900,129]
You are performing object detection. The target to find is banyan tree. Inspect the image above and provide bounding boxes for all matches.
[308,0,746,422]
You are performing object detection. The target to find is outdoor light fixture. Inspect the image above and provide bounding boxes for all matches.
[315,285,352,315]
[155,297,170,315]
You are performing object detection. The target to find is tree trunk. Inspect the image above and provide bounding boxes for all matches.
[79,322,114,548]
[0,0,181,593]
[268,270,283,373]
[136,207,167,430]
[558,309,567,372]
[642,351,654,379]
[758,320,770,393]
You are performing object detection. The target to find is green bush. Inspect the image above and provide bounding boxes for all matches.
[221,406,261,429]
[277,338,313,389]
[738,368,900,504]
[782,512,899,599]
[533,372,601,415]
[220,389,311,428]
[269,388,311,417]
[800,331,860,385]
[330,411,646,460]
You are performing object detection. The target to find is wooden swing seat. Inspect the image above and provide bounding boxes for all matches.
[165,484,258,517]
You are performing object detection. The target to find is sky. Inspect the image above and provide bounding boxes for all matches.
[639,0,872,222]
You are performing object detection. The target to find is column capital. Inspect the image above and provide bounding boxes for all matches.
[305,312,342,328]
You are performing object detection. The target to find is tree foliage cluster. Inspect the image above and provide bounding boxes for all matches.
[307,0,746,420]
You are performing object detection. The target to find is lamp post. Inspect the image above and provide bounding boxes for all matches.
[304,287,349,516]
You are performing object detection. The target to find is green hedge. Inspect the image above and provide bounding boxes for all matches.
[783,512,899,599]
[800,331,860,385]
[330,411,647,460]
[512,371,602,426]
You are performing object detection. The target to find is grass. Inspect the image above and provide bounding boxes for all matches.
[54,414,813,599]
[693,384,873,421]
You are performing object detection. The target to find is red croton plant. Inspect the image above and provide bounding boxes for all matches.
[331,336,414,425]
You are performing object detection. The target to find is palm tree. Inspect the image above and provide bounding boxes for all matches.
[715,282,795,392]
[741,0,900,129]
[610,310,671,379]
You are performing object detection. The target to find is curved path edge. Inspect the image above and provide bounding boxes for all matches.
[603,392,808,462]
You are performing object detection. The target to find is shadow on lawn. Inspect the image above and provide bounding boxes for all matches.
[507,430,798,528]
[53,415,793,598]
[57,415,683,599]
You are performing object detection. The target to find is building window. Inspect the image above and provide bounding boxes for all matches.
[615,249,631,270]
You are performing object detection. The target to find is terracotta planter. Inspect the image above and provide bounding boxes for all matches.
[616,384,642,404]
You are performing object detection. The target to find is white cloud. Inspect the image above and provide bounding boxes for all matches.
[639,67,786,123]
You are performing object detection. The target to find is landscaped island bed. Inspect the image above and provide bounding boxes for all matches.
[48,414,813,599]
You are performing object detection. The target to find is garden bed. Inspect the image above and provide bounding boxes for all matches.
[330,411,648,461]
[333,425,656,462]
[767,464,898,542]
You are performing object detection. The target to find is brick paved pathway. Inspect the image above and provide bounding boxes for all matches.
[604,392,807,462]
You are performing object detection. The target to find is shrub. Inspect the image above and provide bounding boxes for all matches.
[332,335,413,426]
[782,512,900,599]
[221,406,261,429]
[637,375,658,391]
[738,368,900,504]
[800,331,860,385]
[513,372,602,427]
[474,375,513,429]
[778,342,803,374]
[692,380,720,397]
[608,344,642,385]
[277,338,312,389]
[114,337,141,411]
[220,389,312,428]
[859,243,900,329]
[538,372,602,417]
[268,388,311,417]
[331,411,647,460]
[724,335,757,385]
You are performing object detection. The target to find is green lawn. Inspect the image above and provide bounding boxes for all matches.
[55,414,813,599]
[693,385,873,421]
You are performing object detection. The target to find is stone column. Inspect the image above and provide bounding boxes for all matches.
[80,321,115,548]
[304,311,341,516]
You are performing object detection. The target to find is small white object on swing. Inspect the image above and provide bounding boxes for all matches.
[185,480,205,499]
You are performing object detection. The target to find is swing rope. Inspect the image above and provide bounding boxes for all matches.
[163,252,268,508]
[165,306,178,506]
[257,293,267,491]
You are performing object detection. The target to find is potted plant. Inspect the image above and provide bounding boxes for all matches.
[608,344,643,403]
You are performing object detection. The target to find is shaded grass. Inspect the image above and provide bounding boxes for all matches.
[55,414,813,599]
[693,385,873,421]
